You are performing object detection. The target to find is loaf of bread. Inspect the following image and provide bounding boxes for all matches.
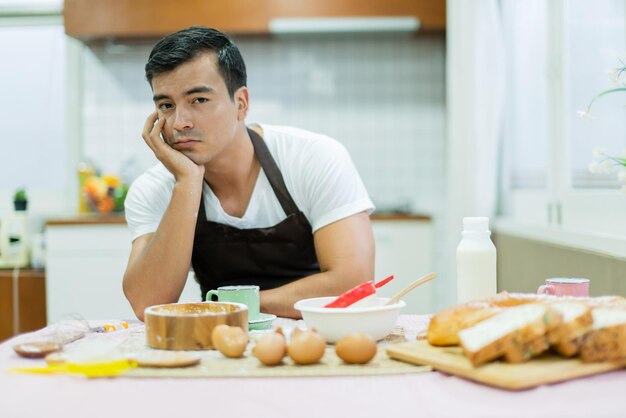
[427,291,626,366]
[427,292,625,347]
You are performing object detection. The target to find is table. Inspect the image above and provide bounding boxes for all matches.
[1,315,625,418]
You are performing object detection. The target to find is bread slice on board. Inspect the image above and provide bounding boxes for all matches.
[458,304,560,367]
[503,305,563,363]
[504,335,550,363]
[581,308,626,363]
[546,302,592,357]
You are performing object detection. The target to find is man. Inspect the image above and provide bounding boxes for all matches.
[123,26,375,320]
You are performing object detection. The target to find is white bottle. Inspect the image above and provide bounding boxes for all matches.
[456,217,497,304]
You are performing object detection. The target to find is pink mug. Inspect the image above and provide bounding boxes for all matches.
[537,278,590,297]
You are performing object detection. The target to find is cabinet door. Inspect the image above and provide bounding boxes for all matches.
[0,269,46,342]
[46,225,133,323]
[372,220,434,314]
[46,225,202,323]
[64,0,446,39]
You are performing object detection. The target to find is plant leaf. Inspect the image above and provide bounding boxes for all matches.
[586,87,626,112]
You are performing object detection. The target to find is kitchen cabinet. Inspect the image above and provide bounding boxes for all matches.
[64,0,446,40]
[46,219,202,324]
[371,216,434,314]
[0,269,46,342]
[46,222,133,323]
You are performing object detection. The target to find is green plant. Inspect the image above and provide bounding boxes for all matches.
[13,188,27,202]
[580,58,626,117]
[581,58,626,177]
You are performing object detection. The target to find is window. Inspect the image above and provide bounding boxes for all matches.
[500,0,626,254]
[0,2,71,213]
[503,0,550,191]
[567,0,626,189]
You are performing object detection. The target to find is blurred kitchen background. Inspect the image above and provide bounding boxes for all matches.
[1,0,625,341]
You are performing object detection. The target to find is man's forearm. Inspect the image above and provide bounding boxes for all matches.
[260,268,369,319]
[123,179,203,320]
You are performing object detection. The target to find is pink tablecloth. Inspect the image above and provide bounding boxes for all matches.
[1,315,625,418]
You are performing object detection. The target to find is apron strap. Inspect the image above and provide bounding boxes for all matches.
[247,128,300,216]
[198,185,208,222]
[197,128,301,223]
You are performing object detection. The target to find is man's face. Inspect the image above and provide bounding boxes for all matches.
[151,52,246,165]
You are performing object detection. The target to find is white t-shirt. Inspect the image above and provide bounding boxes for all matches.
[125,124,375,241]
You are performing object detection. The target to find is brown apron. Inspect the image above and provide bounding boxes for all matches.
[191,128,321,299]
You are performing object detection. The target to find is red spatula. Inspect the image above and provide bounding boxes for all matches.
[323,275,394,308]
[375,274,394,289]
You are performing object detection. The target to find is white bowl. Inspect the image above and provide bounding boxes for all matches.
[293,296,406,343]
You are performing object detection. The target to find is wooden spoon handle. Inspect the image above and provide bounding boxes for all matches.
[386,272,437,305]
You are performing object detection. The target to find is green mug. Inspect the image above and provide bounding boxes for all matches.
[206,285,260,320]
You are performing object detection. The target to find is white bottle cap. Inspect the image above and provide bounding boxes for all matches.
[462,217,490,232]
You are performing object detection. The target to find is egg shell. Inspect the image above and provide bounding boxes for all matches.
[287,329,326,365]
[211,324,248,358]
[335,333,377,364]
[253,332,287,366]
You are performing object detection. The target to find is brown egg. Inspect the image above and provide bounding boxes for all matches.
[253,330,287,366]
[335,333,377,364]
[211,324,248,358]
[287,329,326,365]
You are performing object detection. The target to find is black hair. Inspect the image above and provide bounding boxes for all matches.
[145,26,247,98]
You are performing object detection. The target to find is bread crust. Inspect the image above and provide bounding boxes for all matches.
[505,335,550,363]
[553,336,584,357]
[581,324,626,363]
[427,302,502,346]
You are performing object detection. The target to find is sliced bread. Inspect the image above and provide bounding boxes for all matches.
[547,302,593,357]
[504,335,550,363]
[580,307,626,363]
[459,304,559,367]
[503,305,562,363]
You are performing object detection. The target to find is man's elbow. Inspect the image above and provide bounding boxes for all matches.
[123,275,147,322]
[133,308,146,322]
[127,296,148,322]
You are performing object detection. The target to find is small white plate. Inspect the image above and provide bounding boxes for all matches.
[249,313,277,330]
[130,351,201,368]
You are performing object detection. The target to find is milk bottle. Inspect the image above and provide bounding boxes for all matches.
[456,217,497,303]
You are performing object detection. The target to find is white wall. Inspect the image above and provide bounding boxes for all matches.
[80,33,446,216]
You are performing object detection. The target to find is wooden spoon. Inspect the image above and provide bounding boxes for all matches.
[386,272,437,305]
[13,341,63,359]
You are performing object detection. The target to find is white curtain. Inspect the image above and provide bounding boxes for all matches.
[437,0,506,309]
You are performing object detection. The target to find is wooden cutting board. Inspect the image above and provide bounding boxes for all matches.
[386,340,624,390]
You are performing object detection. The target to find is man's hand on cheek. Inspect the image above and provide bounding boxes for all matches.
[141,111,205,183]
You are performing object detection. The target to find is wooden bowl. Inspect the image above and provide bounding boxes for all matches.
[144,302,248,350]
